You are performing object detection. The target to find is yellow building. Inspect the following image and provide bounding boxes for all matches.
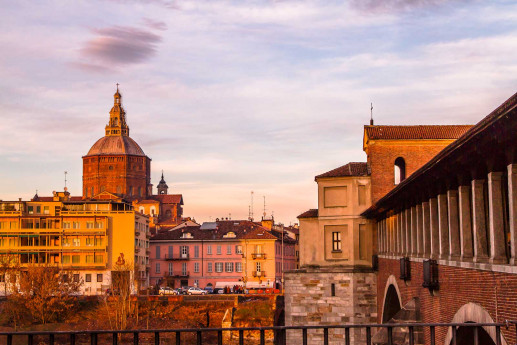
[0,190,150,295]
[240,228,277,289]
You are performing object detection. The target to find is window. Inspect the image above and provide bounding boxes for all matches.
[207,262,213,273]
[225,262,233,272]
[156,263,161,274]
[86,255,94,263]
[181,246,188,258]
[43,206,49,215]
[235,245,242,254]
[73,274,80,283]
[182,263,187,276]
[236,262,242,272]
[86,222,94,229]
[94,238,103,246]
[394,157,406,185]
[73,238,80,247]
[215,262,223,273]
[156,246,161,259]
[207,245,212,255]
[36,206,41,214]
[63,222,71,229]
[85,274,91,282]
[94,255,103,263]
[168,246,173,259]
[95,221,103,229]
[28,206,34,214]
[73,222,80,229]
[97,274,103,282]
[256,262,261,272]
[194,246,199,258]
[358,185,367,205]
[331,283,336,296]
[217,245,222,255]
[227,245,232,255]
[332,232,342,252]
[86,238,93,246]
[194,262,200,273]
[359,224,367,260]
[72,255,80,263]
[324,186,348,207]
[168,263,173,275]
[62,255,70,264]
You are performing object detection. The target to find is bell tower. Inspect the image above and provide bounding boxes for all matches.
[157,171,169,195]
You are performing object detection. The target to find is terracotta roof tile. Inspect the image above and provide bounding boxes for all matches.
[152,194,183,204]
[315,162,369,179]
[364,125,472,140]
[297,209,318,219]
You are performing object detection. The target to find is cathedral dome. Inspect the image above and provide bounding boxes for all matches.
[85,135,146,156]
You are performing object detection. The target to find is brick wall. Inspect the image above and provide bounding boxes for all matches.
[83,155,151,198]
[377,258,517,345]
[368,143,452,203]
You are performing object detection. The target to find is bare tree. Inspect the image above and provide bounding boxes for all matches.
[0,251,19,296]
[9,263,83,324]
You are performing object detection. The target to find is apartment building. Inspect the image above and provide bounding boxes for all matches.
[0,190,150,295]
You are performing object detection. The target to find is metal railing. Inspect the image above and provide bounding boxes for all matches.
[0,321,513,345]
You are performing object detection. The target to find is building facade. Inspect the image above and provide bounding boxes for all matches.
[0,191,150,295]
[363,92,517,345]
[150,220,296,290]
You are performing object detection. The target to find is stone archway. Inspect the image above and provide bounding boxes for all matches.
[381,275,403,323]
[444,303,507,345]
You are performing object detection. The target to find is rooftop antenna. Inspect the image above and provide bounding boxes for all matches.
[116,83,119,91]
[263,195,267,219]
[370,102,374,125]
[64,171,68,191]
[250,191,254,221]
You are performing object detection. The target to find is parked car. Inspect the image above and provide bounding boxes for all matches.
[187,287,207,295]
[213,288,224,294]
[204,286,214,294]
[159,287,177,295]
[178,286,189,295]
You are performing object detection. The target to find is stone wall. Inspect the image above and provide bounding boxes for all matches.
[285,267,377,345]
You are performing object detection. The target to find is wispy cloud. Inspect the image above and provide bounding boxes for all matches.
[350,0,470,13]
[79,26,163,68]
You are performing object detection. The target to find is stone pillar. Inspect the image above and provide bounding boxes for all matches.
[394,214,399,255]
[458,185,474,261]
[411,206,417,256]
[508,164,517,265]
[422,201,431,257]
[416,203,423,257]
[429,197,440,259]
[488,172,507,264]
[405,208,411,256]
[447,189,460,261]
[471,180,489,262]
[437,193,449,260]
[400,211,406,256]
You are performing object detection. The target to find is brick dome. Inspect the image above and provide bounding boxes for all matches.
[86,135,146,156]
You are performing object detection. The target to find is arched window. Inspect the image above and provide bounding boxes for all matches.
[150,206,156,216]
[394,157,406,185]
[139,207,145,214]
[138,187,142,197]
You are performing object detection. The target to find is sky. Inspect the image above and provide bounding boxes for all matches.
[0,0,516,225]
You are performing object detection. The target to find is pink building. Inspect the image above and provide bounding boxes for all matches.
[149,220,267,289]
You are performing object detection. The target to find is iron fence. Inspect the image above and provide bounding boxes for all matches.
[0,321,514,345]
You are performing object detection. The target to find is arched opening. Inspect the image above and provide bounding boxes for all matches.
[382,284,401,323]
[453,323,495,345]
[150,206,156,216]
[394,157,406,185]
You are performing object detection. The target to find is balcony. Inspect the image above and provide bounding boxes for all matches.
[252,253,267,260]
[166,271,189,278]
[252,271,266,277]
[164,253,190,261]
[135,231,141,237]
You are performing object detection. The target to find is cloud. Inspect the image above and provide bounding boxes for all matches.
[79,26,162,67]
[350,0,469,13]
[142,17,167,31]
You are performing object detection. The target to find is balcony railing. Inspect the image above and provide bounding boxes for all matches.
[252,271,266,277]
[0,321,510,345]
[252,252,267,260]
[165,253,190,261]
[166,271,189,278]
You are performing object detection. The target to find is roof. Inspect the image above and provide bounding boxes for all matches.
[152,194,183,205]
[85,135,146,157]
[297,209,318,219]
[364,125,472,140]
[315,162,369,180]
[33,196,83,202]
[362,92,517,218]
[151,220,277,241]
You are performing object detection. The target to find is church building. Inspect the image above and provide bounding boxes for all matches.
[82,87,184,229]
